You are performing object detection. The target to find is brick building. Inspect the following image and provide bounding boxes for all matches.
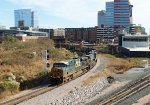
[65,27,97,43]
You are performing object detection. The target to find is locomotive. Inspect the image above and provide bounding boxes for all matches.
[50,49,97,84]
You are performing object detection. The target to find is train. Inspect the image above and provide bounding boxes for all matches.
[50,48,97,84]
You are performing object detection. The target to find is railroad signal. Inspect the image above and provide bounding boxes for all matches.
[47,63,50,68]
[46,50,50,60]
[47,54,50,60]
[42,50,51,73]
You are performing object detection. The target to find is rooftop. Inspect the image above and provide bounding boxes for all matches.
[124,47,150,52]
[123,35,150,38]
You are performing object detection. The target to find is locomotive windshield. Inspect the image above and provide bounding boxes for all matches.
[53,63,67,68]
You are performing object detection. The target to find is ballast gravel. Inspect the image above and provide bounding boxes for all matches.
[49,77,109,105]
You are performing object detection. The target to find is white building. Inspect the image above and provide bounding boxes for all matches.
[122,35,150,51]
[121,35,150,57]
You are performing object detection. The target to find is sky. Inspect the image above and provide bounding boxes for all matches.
[0,0,150,32]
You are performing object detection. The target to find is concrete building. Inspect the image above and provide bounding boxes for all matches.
[15,34,47,42]
[98,10,106,27]
[53,28,65,37]
[120,35,150,57]
[39,28,53,38]
[106,1,114,27]
[0,29,48,37]
[130,24,147,35]
[114,0,133,32]
[14,9,38,28]
[97,26,114,44]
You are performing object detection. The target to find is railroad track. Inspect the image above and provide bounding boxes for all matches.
[0,61,97,105]
[0,85,59,105]
[98,74,150,105]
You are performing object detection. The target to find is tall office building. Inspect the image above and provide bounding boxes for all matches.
[14,9,38,28]
[106,1,114,27]
[114,0,133,32]
[31,11,38,28]
[98,10,106,27]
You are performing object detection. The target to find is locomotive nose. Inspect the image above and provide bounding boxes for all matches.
[50,68,63,84]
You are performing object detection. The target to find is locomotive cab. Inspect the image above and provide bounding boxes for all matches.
[50,62,68,84]
[50,60,77,83]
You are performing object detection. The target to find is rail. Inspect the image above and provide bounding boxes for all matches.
[0,60,97,105]
[98,74,150,105]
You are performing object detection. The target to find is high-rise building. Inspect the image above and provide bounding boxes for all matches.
[106,2,114,27]
[114,0,133,32]
[31,11,38,28]
[14,9,38,28]
[98,10,106,27]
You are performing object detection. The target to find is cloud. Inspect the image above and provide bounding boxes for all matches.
[5,0,150,32]
[6,0,106,26]
[130,0,150,32]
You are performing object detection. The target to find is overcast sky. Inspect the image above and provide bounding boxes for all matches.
[0,0,150,32]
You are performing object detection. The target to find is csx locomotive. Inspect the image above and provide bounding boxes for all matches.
[50,49,97,84]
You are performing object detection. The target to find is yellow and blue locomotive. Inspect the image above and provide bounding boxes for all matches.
[50,49,97,84]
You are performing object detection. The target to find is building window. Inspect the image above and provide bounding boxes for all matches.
[123,37,148,42]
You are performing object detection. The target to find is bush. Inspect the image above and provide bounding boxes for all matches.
[0,38,76,88]
[0,59,12,65]
[16,75,27,83]
[2,73,16,81]
[0,81,20,93]
[2,36,25,50]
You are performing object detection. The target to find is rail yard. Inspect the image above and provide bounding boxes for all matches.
[0,45,150,105]
[0,47,98,105]
[87,67,150,105]
[97,75,150,105]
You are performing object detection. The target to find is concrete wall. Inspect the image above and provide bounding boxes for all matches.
[122,41,149,48]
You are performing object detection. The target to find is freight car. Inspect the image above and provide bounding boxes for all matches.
[50,50,97,84]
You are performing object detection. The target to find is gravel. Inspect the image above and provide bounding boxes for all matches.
[117,85,150,105]
[132,94,150,105]
[49,77,109,105]
[87,67,150,105]
[18,55,110,105]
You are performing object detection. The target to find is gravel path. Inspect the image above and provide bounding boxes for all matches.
[18,55,110,105]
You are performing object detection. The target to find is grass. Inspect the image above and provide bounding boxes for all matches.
[82,69,111,86]
[82,49,145,86]
[94,45,145,73]
[0,37,76,79]
[0,36,77,98]
[100,54,140,73]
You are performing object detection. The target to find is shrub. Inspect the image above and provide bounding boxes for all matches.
[2,73,16,81]
[16,75,27,83]
[0,81,20,93]
[2,36,25,50]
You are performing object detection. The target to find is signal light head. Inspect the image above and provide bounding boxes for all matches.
[47,63,50,68]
